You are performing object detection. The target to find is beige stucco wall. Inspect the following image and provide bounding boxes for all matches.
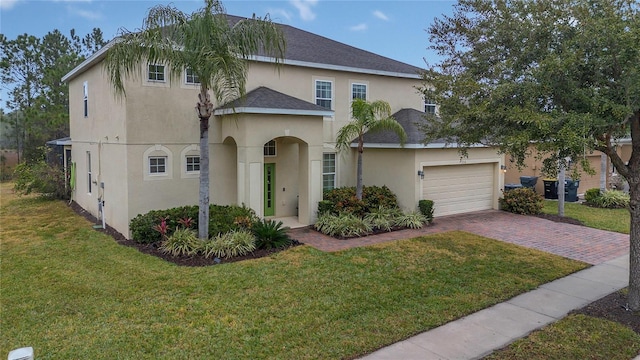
[361,147,504,213]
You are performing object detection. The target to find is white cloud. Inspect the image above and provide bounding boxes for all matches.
[290,0,317,21]
[0,0,21,10]
[267,8,292,22]
[373,10,389,21]
[350,23,367,32]
[67,5,101,20]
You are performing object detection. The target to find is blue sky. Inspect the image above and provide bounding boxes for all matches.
[0,0,455,110]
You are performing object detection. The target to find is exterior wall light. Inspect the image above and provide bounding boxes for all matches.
[417,170,424,179]
[500,165,507,173]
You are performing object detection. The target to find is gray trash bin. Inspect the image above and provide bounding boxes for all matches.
[504,183,523,192]
[520,176,539,190]
[565,179,580,202]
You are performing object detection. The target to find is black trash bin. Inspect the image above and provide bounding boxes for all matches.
[504,183,523,192]
[543,179,558,199]
[520,176,539,191]
[564,179,580,202]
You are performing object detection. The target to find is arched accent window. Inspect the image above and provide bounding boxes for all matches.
[143,145,173,181]
[180,144,200,179]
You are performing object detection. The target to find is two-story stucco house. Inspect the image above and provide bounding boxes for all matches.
[62,15,505,238]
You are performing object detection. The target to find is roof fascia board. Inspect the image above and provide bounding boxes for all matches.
[356,143,490,149]
[62,39,118,83]
[214,107,334,116]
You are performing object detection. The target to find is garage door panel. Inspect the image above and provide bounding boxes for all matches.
[422,163,495,217]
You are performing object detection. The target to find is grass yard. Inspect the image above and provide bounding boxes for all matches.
[485,314,640,360]
[542,200,629,234]
[1,184,587,359]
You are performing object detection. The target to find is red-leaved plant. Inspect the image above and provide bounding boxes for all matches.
[153,217,170,241]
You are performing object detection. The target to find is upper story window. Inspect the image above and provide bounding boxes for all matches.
[185,68,200,84]
[148,64,165,82]
[424,98,436,115]
[264,140,276,157]
[315,80,332,109]
[352,83,367,100]
[149,156,167,174]
[83,81,88,117]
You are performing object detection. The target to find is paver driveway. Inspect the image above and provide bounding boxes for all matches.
[288,210,629,265]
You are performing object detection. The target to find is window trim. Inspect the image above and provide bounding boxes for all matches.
[351,82,367,101]
[143,145,173,181]
[83,81,88,117]
[185,155,200,173]
[149,156,168,175]
[424,98,436,115]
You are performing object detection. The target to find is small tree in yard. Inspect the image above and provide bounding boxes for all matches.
[336,99,407,200]
[103,0,285,240]
[422,0,640,310]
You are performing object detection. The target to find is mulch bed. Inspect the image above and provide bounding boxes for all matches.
[573,290,640,334]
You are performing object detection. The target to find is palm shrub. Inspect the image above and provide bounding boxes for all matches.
[159,228,200,257]
[314,213,373,238]
[202,230,256,259]
[499,188,544,215]
[394,211,427,229]
[592,190,629,209]
[252,219,292,249]
[364,206,401,231]
[418,199,435,223]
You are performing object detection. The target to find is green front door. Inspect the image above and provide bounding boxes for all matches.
[264,163,275,216]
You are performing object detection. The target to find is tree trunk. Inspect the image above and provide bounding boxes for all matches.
[629,191,640,310]
[558,160,566,216]
[196,88,213,240]
[198,117,210,240]
[356,150,363,200]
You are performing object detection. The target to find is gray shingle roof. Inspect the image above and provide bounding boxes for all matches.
[360,108,427,145]
[216,86,330,113]
[228,15,423,76]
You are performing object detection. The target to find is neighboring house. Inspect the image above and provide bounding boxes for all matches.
[62,15,506,237]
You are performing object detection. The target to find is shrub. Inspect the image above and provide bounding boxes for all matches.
[13,161,70,199]
[584,188,601,204]
[394,211,427,229]
[499,188,544,215]
[159,228,200,257]
[130,204,257,243]
[201,230,256,259]
[252,219,292,249]
[317,200,334,216]
[314,213,372,238]
[592,190,629,209]
[322,185,399,216]
[418,199,434,223]
[364,206,401,231]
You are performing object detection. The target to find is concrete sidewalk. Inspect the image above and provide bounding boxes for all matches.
[361,254,632,360]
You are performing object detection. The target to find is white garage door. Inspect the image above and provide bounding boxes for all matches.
[422,163,495,216]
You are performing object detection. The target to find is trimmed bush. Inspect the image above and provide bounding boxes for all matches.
[201,230,256,259]
[130,204,257,243]
[499,188,544,215]
[252,219,292,249]
[322,185,399,216]
[418,199,434,223]
[317,200,334,216]
[592,190,629,209]
[159,228,200,257]
[584,188,601,204]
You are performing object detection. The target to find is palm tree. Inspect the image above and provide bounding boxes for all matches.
[103,0,285,240]
[336,99,407,200]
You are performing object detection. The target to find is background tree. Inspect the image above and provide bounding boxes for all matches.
[422,0,640,310]
[104,0,285,240]
[1,29,106,162]
[336,98,407,200]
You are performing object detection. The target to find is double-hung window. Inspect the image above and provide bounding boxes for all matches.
[352,83,367,100]
[148,64,165,82]
[149,156,167,174]
[185,68,200,84]
[323,153,336,191]
[315,80,332,109]
[424,98,436,115]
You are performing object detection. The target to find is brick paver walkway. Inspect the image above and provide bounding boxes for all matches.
[288,210,629,265]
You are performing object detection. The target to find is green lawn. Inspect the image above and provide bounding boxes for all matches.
[1,186,587,359]
[485,314,640,360]
[542,200,629,234]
